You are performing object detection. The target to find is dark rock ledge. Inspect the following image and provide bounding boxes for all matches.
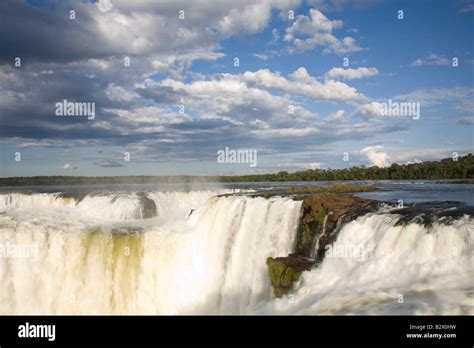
[266,193,379,298]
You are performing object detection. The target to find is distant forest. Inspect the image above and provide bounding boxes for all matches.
[0,154,473,186]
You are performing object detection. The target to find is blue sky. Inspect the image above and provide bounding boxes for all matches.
[0,0,472,177]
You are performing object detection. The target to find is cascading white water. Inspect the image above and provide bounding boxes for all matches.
[259,213,474,315]
[0,190,244,221]
[0,191,301,314]
[0,191,472,315]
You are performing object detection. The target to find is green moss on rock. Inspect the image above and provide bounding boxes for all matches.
[266,255,314,297]
[266,193,379,297]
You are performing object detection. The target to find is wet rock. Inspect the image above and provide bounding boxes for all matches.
[386,201,473,227]
[296,194,378,260]
[137,192,157,219]
[266,193,378,297]
[58,191,89,203]
[266,254,314,298]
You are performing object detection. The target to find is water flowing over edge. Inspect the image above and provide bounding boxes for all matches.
[0,190,301,314]
[0,190,472,314]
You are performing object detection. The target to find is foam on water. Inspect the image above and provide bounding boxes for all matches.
[0,191,301,314]
[0,191,472,314]
[258,213,473,315]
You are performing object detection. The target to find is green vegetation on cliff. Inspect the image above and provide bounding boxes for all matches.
[266,255,313,298]
[266,194,378,298]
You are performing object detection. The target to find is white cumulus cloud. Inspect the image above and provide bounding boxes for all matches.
[284,9,361,54]
[63,164,77,171]
[326,67,379,80]
[360,146,390,167]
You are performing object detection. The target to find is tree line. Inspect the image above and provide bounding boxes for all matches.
[220,154,474,182]
[0,154,472,186]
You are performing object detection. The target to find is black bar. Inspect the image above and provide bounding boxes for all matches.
[0,315,472,346]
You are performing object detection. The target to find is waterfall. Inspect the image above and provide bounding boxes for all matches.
[0,191,302,314]
[0,190,472,315]
[259,213,474,315]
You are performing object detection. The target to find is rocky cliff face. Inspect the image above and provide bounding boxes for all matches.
[136,192,158,219]
[266,254,314,298]
[266,193,378,297]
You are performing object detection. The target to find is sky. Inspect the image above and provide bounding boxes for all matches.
[0,0,473,177]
